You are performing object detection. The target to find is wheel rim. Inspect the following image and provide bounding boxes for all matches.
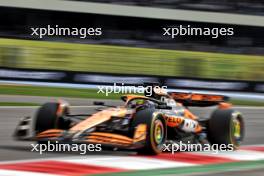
[232,116,242,142]
[154,119,164,145]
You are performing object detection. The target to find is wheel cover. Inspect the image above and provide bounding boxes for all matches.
[154,120,164,145]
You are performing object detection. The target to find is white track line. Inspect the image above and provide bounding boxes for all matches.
[234,106,264,109]
[59,155,196,170]
[1,144,263,165]
[0,145,263,175]
[0,169,58,176]
[196,149,264,161]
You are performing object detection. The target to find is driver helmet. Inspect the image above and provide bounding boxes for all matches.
[135,99,145,106]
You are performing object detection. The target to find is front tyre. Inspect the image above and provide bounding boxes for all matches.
[208,109,245,149]
[35,102,70,134]
[131,109,167,155]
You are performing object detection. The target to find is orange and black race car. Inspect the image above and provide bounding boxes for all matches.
[14,86,245,155]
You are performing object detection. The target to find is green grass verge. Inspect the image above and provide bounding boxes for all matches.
[91,160,264,176]
[0,38,263,81]
[0,102,40,106]
[0,85,120,99]
[0,85,263,106]
[231,99,264,106]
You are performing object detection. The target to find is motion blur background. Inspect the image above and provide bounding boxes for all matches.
[0,0,263,96]
[0,1,264,176]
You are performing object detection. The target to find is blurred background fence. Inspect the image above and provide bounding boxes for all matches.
[0,0,263,94]
[74,0,264,15]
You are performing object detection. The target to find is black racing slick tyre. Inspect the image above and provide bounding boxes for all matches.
[131,109,167,155]
[208,109,244,149]
[35,102,69,134]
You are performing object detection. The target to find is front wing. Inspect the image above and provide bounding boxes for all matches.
[14,116,147,149]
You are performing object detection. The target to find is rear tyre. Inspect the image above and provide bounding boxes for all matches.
[131,109,167,155]
[208,109,244,149]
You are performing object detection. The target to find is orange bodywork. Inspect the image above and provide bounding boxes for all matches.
[219,102,232,109]
[184,109,198,120]
[36,107,147,147]
[165,111,202,133]
[86,132,133,146]
[169,92,225,102]
[133,124,147,142]
[166,116,184,127]
[36,129,63,138]
[35,94,210,146]
[194,125,202,133]
[69,108,127,131]
[85,124,147,147]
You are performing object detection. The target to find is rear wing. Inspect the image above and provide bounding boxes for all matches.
[168,92,229,107]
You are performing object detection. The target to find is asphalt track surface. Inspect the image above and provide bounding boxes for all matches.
[0,95,263,175]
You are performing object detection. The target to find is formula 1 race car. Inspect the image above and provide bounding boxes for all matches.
[14,86,245,155]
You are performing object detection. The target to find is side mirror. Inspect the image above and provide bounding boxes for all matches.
[93,101,105,106]
[156,104,172,110]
